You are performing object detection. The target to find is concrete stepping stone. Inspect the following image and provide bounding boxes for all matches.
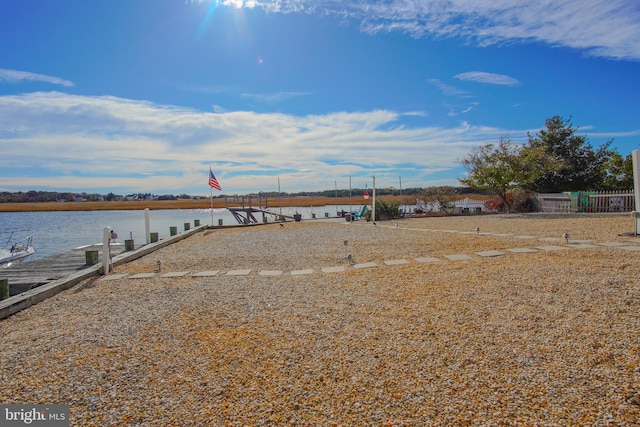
[536,245,568,251]
[130,273,156,279]
[444,254,474,261]
[100,273,128,281]
[618,246,640,252]
[192,270,220,277]
[383,259,409,266]
[161,271,189,278]
[226,269,251,276]
[414,257,441,263]
[598,242,630,247]
[259,270,283,276]
[567,243,600,249]
[322,266,345,273]
[476,250,505,257]
[353,262,377,269]
[291,269,314,276]
[507,248,538,253]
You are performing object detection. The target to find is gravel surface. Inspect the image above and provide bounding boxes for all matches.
[2,213,640,426]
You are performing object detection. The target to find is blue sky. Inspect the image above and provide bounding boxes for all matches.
[1,0,639,196]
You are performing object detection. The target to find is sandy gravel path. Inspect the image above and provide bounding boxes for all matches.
[1,213,640,425]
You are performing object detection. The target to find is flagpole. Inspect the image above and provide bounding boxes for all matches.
[209,166,214,226]
[278,177,282,216]
[349,176,352,222]
[208,167,223,226]
[335,180,338,215]
[372,175,376,223]
[210,185,213,226]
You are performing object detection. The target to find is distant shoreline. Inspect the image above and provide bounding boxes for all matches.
[0,196,385,213]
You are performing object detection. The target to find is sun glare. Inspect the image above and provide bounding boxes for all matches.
[197,0,254,38]
[198,1,219,37]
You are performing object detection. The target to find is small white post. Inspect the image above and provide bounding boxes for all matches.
[371,175,376,223]
[633,150,640,234]
[145,208,151,244]
[102,227,112,275]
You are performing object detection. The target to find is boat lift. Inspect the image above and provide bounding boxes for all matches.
[224,194,294,225]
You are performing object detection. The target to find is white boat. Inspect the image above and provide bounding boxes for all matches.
[0,230,36,268]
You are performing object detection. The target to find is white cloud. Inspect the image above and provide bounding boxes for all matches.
[455,71,520,86]
[427,78,471,97]
[217,0,640,61]
[0,69,74,87]
[241,90,313,104]
[0,91,513,194]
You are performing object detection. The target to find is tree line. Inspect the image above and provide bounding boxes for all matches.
[1,187,481,204]
[459,116,634,212]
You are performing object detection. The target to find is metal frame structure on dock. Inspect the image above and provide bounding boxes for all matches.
[225,194,293,224]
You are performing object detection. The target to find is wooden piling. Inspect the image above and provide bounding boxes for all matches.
[0,278,8,300]
[85,250,99,265]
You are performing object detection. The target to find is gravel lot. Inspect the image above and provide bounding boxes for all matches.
[2,213,640,426]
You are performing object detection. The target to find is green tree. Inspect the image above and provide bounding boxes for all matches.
[601,152,634,190]
[528,116,614,192]
[459,138,557,212]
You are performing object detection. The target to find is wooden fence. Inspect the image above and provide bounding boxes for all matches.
[537,191,635,213]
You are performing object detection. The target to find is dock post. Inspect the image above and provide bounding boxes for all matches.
[218,219,223,226]
[263,213,267,223]
[170,226,177,236]
[150,232,159,243]
[184,222,190,231]
[0,278,8,300]
[194,219,200,227]
[125,239,134,251]
[145,208,151,245]
[103,227,113,275]
[85,250,99,265]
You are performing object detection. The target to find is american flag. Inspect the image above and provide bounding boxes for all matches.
[208,168,222,191]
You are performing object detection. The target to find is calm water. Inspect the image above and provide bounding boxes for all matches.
[0,205,360,262]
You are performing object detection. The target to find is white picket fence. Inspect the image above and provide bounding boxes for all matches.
[537,191,635,213]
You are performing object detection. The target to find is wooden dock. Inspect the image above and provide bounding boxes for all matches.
[0,226,208,319]
[1,245,133,297]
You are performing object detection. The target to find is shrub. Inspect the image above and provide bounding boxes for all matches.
[365,200,402,221]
